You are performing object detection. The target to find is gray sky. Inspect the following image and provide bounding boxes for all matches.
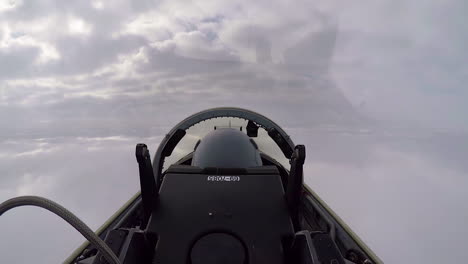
[1,0,467,263]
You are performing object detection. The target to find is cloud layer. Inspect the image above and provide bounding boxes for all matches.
[1,0,467,263]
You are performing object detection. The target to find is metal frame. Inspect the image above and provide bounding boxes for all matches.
[152,107,296,188]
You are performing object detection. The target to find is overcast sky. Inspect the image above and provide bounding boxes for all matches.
[0,0,467,263]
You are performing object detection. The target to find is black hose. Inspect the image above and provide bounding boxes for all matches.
[0,196,121,264]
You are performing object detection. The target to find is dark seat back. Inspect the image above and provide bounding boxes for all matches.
[146,166,294,264]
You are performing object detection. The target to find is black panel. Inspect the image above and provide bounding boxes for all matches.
[166,165,204,174]
[147,172,294,264]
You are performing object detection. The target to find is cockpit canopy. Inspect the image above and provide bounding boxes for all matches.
[162,116,291,174]
[191,128,262,168]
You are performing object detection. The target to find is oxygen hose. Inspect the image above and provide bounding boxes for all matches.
[0,196,121,264]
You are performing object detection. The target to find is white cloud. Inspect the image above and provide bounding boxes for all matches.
[326,0,468,129]
[67,16,92,36]
[0,22,60,63]
[117,12,177,42]
[5,78,75,89]
[15,173,55,196]
[92,46,149,81]
[0,0,22,13]
[305,143,468,263]
[152,30,237,60]
[4,16,55,35]
[91,0,104,10]
[13,146,60,157]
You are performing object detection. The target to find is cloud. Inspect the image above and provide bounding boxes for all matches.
[0,0,467,263]
[328,0,468,129]
[0,0,22,13]
[304,140,468,263]
[67,16,92,36]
